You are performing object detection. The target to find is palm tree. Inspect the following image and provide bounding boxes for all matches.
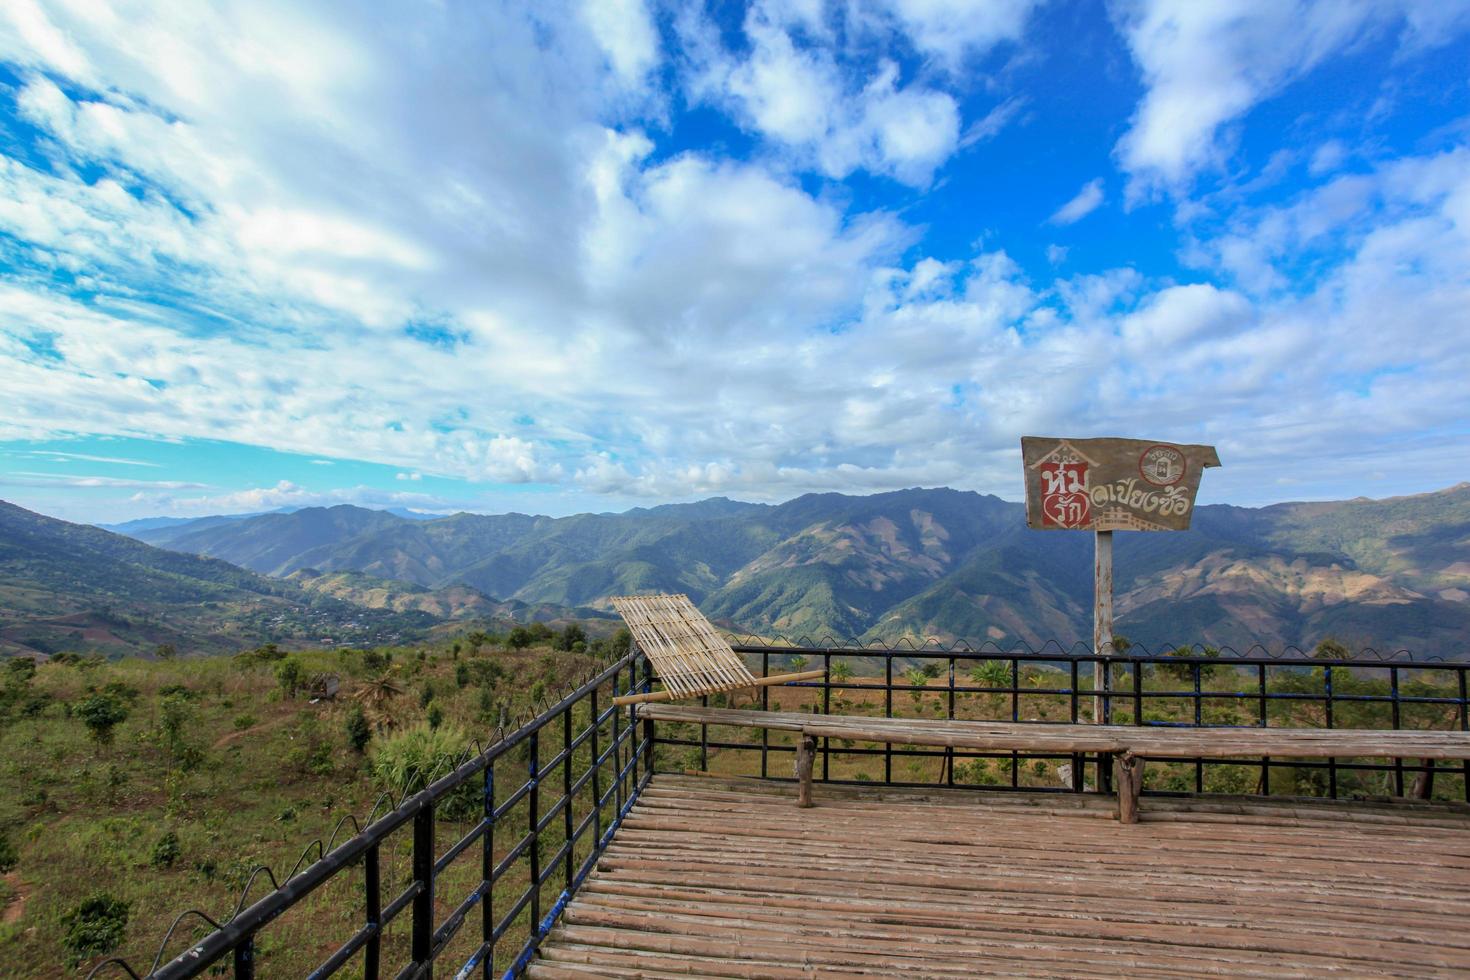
[354,673,405,710]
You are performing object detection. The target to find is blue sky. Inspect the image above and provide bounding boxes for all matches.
[1,1,1468,524]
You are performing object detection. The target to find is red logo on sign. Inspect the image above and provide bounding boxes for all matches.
[1040,461,1091,528]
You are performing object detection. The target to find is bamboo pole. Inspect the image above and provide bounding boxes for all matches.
[613,670,826,707]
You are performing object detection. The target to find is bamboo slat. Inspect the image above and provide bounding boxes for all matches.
[610,594,757,700]
[530,774,1470,977]
[636,705,1470,760]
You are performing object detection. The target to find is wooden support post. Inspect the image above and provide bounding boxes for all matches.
[1413,758,1435,800]
[795,733,817,808]
[1114,753,1143,824]
[1093,529,1113,723]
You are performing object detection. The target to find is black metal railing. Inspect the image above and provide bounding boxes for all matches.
[647,643,1470,804]
[89,648,654,980]
[90,639,1470,978]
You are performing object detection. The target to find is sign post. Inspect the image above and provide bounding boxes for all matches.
[1020,436,1221,739]
[1093,528,1112,723]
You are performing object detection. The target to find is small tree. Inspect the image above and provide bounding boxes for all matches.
[555,624,587,652]
[345,703,372,753]
[506,627,532,650]
[149,831,181,869]
[830,660,854,683]
[61,893,130,966]
[789,655,809,672]
[1313,637,1351,660]
[76,693,129,747]
[454,662,470,689]
[155,643,177,660]
[426,704,444,730]
[275,657,305,697]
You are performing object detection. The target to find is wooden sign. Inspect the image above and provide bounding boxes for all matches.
[1021,436,1220,532]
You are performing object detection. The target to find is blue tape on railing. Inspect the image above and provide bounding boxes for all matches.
[537,890,571,937]
[501,765,650,977]
[453,941,489,980]
[504,892,567,980]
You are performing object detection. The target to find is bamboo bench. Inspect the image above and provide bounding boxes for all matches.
[637,704,1470,822]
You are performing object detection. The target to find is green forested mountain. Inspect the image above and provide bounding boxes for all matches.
[0,503,494,658]
[117,484,1470,656]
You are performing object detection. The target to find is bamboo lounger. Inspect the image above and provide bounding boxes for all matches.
[608,594,824,707]
[636,704,1470,822]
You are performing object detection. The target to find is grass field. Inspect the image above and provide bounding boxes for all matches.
[3,644,1466,977]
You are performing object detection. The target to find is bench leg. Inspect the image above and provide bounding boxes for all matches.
[795,734,817,808]
[1115,754,1144,824]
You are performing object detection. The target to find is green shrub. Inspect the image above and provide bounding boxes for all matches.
[275,657,305,697]
[0,831,17,872]
[554,624,586,652]
[454,662,469,689]
[253,643,286,662]
[370,724,477,818]
[75,694,129,746]
[506,627,532,650]
[426,704,444,730]
[233,714,257,731]
[61,893,129,966]
[345,703,371,753]
[149,831,181,869]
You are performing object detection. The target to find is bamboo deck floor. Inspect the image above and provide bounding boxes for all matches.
[529,774,1470,979]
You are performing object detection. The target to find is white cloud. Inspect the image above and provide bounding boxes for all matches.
[0,1,1468,516]
[876,0,1041,70]
[1111,0,1470,198]
[683,3,989,186]
[137,480,460,516]
[582,0,660,86]
[1045,244,1068,264]
[1048,178,1104,224]
[0,472,208,490]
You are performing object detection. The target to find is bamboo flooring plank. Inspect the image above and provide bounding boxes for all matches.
[530,774,1470,978]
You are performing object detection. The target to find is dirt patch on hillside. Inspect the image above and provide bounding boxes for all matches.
[2,872,30,925]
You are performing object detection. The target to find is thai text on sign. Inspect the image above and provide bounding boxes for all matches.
[1020,436,1221,532]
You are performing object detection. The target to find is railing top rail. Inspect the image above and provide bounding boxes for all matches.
[729,641,1461,666]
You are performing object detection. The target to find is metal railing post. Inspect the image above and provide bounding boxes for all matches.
[563,704,574,893]
[480,760,492,978]
[589,686,602,846]
[1392,666,1404,797]
[365,843,381,980]
[1325,664,1337,798]
[527,729,540,933]
[1460,669,1469,804]
[233,935,254,980]
[822,652,831,782]
[884,654,893,784]
[411,804,435,975]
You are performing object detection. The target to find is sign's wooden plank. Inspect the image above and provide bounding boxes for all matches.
[1020,436,1221,531]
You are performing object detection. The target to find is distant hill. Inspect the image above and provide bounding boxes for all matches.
[0,502,541,658]
[285,568,614,628]
[121,484,1470,656]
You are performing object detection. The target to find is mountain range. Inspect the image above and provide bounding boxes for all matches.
[103,482,1470,657]
[0,501,598,658]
